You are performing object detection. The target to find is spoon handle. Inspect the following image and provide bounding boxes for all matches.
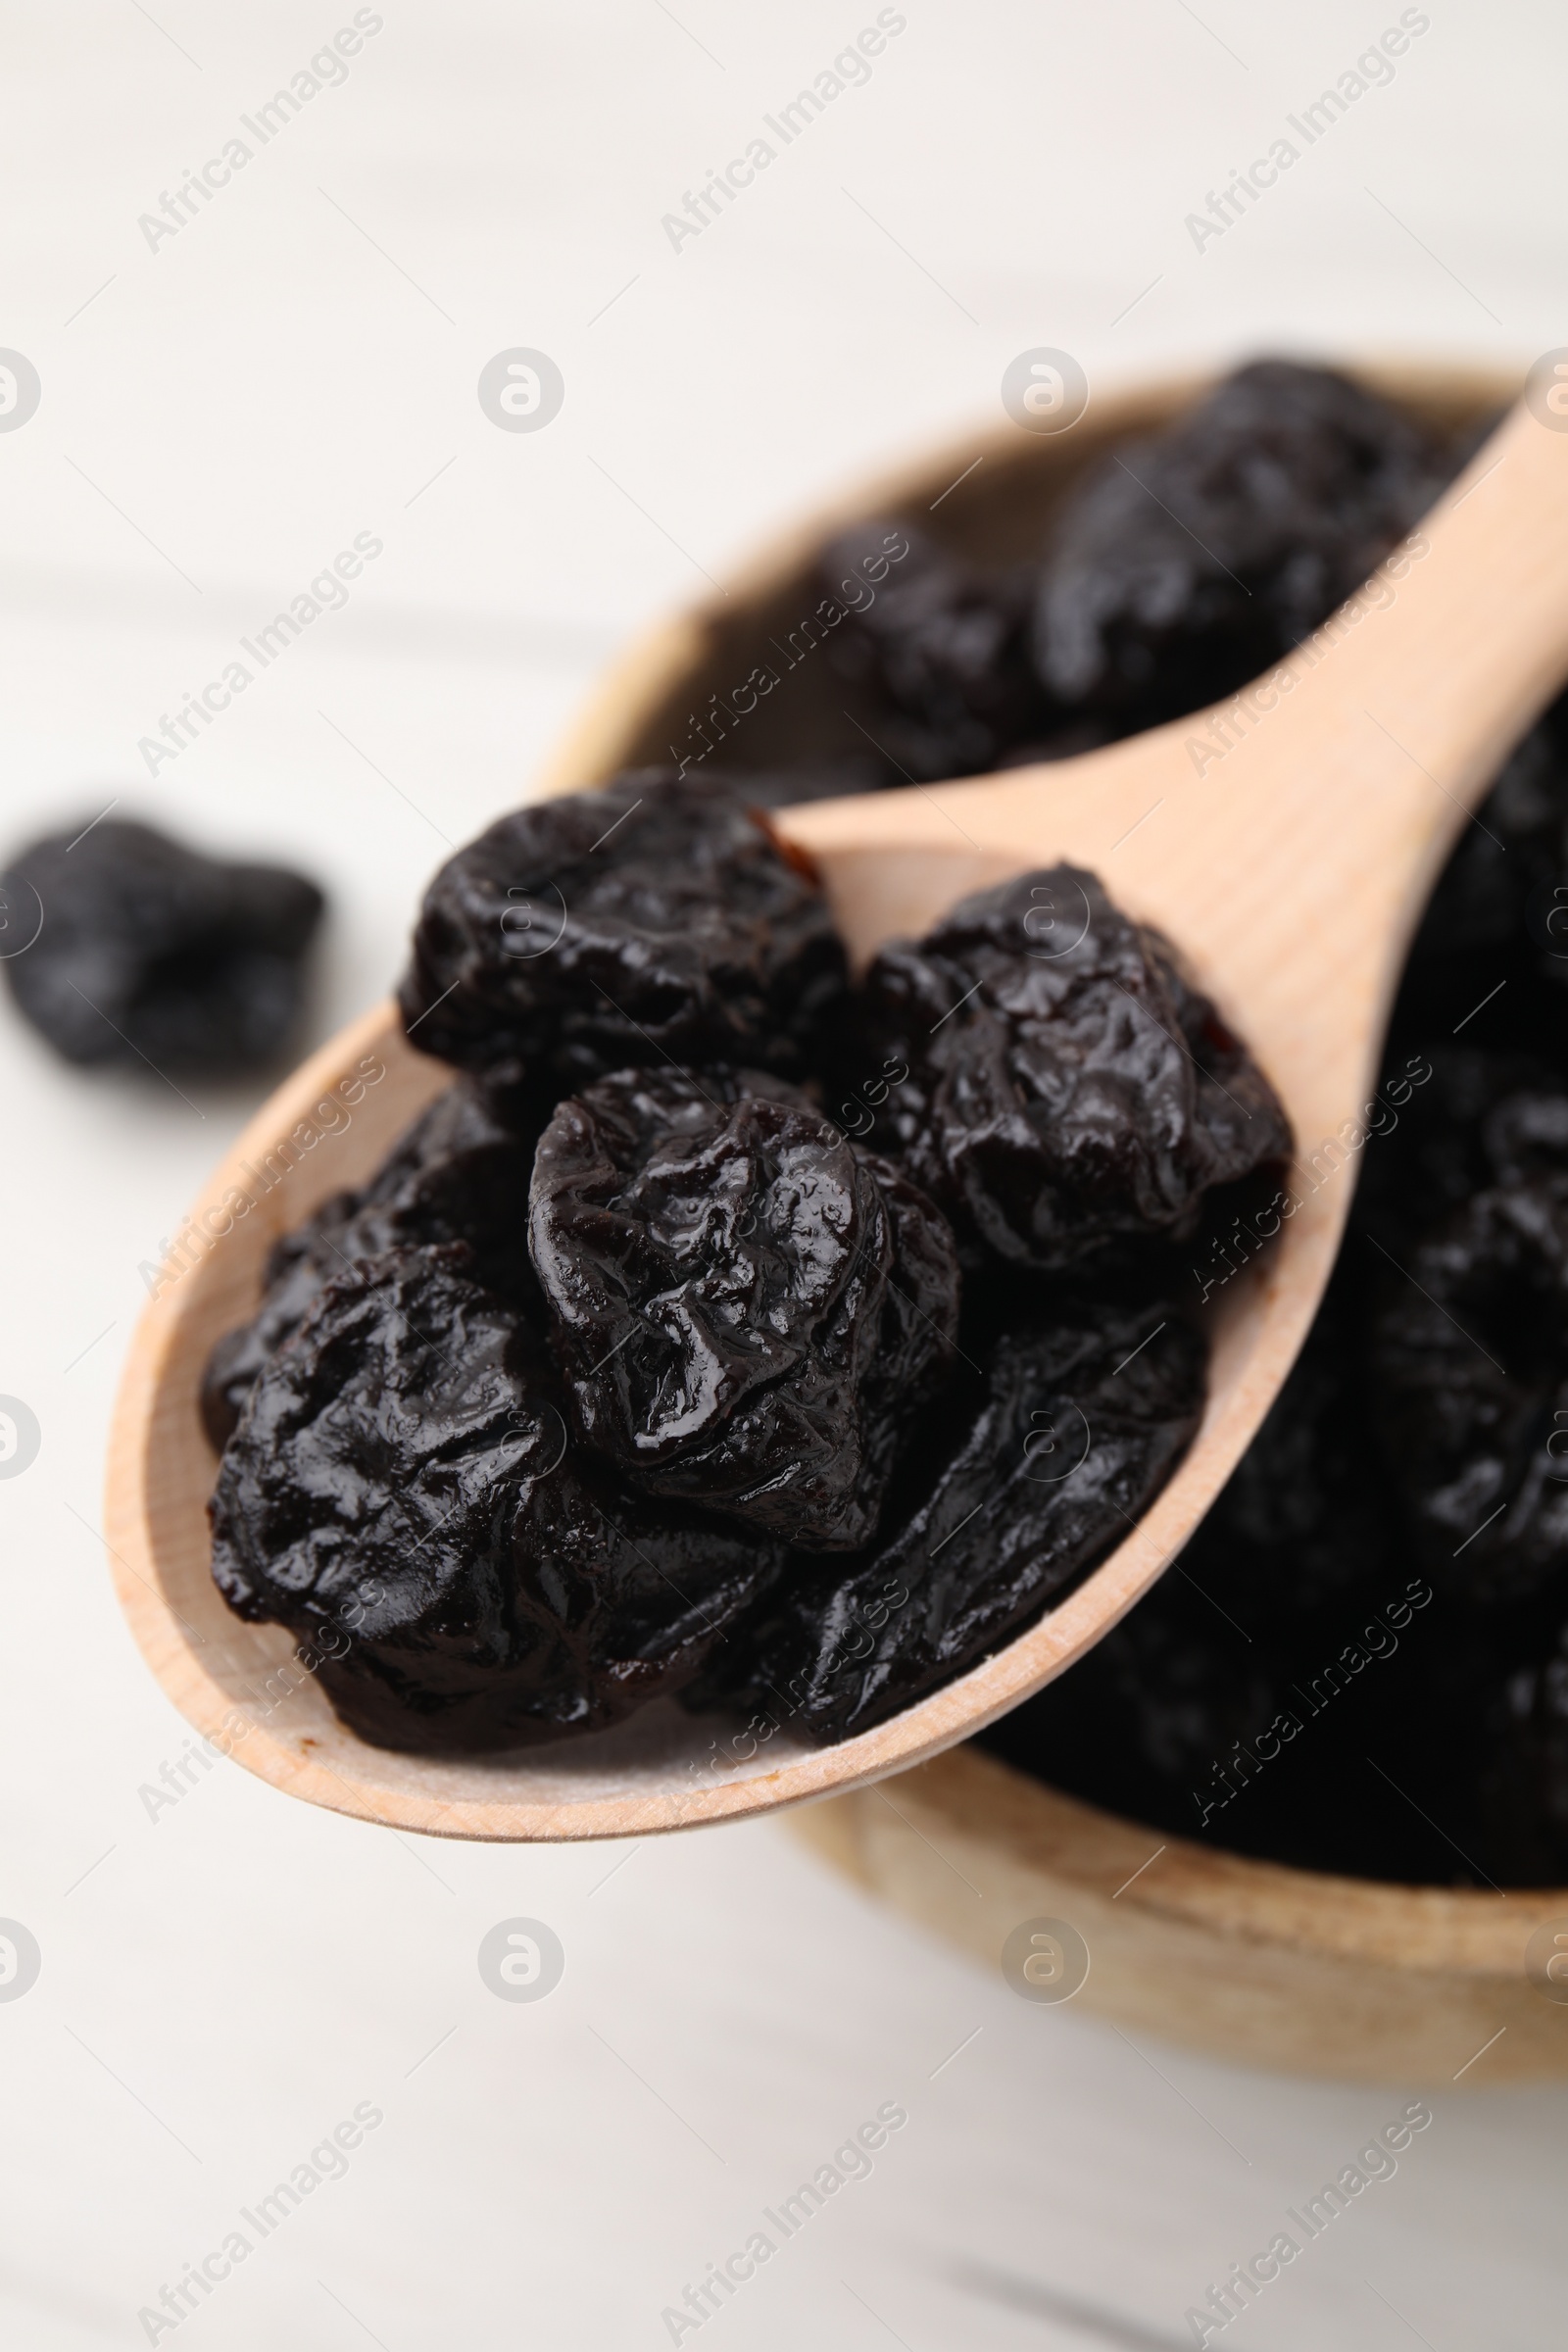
[780,395,1568,999]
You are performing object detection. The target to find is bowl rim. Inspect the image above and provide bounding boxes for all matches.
[865,1741,1568,1974]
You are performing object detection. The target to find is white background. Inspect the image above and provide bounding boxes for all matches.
[0,3,1563,2345]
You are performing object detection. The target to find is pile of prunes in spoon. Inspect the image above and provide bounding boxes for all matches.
[203,767,1287,1757]
[203,357,1568,1888]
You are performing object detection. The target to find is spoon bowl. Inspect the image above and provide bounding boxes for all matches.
[106,364,1568,1840]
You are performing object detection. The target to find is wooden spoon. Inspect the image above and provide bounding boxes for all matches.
[106,393,1568,1841]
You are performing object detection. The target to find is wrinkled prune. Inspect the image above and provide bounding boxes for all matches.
[3,816,322,1071]
[819,519,1051,779]
[1506,1620,1568,1863]
[398,771,847,1091]
[1176,1265,1398,1623]
[684,1304,1203,1741]
[1409,727,1568,966]
[1483,1089,1568,1184]
[1033,361,1447,728]
[1350,1045,1554,1259]
[853,864,1290,1270]
[980,1575,1541,1886]
[980,1574,1280,1820]
[529,1066,959,1548]
[1371,1177,1568,1607]
[200,1078,543,1448]
[210,1248,784,1754]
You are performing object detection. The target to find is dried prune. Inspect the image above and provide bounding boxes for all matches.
[210,1248,784,1755]
[852,864,1290,1270]
[980,1576,1540,1886]
[980,1574,1281,1825]
[3,816,322,1071]
[1371,1176,1568,1607]
[398,771,846,1091]
[200,1078,543,1448]
[1505,1620,1568,1865]
[529,1066,959,1549]
[1350,1045,1550,1259]
[1172,1265,1399,1625]
[684,1303,1203,1741]
[1033,360,1447,728]
[819,520,1051,779]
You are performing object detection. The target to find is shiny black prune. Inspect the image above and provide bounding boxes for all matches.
[1505,1621,1568,1865]
[1371,1176,1568,1607]
[1174,1265,1398,1624]
[819,519,1051,779]
[200,1078,543,1449]
[852,864,1290,1271]
[1482,1089,1568,1184]
[529,1066,960,1549]
[980,1576,1543,1886]
[980,1574,1280,1825]
[684,1304,1203,1741]
[1033,360,1446,727]
[397,770,847,1092]
[3,816,322,1071]
[209,1248,784,1755]
[1350,1045,1552,1259]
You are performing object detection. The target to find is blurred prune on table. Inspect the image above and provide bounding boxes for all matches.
[3,815,323,1072]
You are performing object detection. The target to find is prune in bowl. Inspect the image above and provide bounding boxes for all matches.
[528,1066,960,1550]
[1371,1172,1568,1607]
[1031,357,1447,728]
[817,518,1050,779]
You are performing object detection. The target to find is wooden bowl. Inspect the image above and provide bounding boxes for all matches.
[791,1745,1568,2085]
[107,359,1554,1877]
